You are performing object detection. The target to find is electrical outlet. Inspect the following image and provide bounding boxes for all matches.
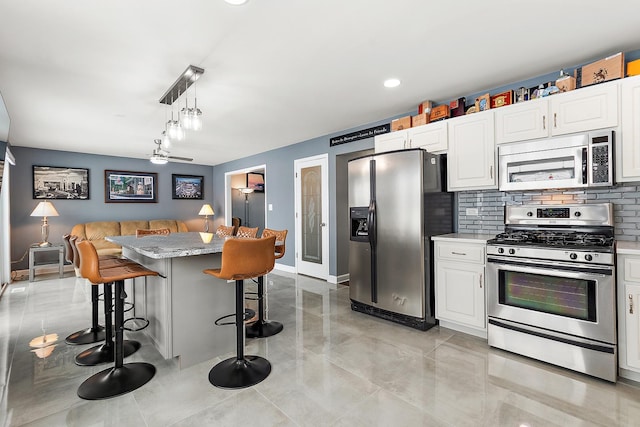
[466,208,479,216]
[268,204,273,211]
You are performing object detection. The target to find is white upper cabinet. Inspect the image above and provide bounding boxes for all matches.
[374,130,407,153]
[407,121,448,152]
[495,98,548,144]
[619,75,640,182]
[447,111,497,191]
[550,81,619,135]
[495,80,619,144]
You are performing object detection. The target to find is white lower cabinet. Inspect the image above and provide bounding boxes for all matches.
[618,254,640,380]
[434,240,486,338]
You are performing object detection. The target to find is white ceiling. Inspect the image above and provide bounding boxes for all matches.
[0,0,639,166]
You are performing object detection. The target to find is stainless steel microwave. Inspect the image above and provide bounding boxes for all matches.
[498,129,614,191]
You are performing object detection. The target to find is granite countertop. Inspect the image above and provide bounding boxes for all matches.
[616,241,640,255]
[106,232,226,259]
[431,233,497,243]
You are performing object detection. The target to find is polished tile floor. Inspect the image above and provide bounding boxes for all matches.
[2,271,640,426]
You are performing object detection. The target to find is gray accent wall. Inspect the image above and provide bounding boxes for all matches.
[211,121,385,278]
[10,146,213,270]
[457,185,640,241]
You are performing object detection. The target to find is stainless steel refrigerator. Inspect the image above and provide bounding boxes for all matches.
[348,148,453,330]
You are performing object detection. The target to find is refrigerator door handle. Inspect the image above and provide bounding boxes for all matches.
[368,200,376,249]
[368,199,378,303]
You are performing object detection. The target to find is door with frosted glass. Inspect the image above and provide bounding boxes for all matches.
[295,154,329,280]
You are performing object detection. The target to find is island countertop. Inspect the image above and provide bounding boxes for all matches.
[106,232,225,259]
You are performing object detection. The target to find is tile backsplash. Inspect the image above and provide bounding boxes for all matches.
[457,184,640,241]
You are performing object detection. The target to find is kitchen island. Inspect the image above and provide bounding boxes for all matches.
[106,232,235,368]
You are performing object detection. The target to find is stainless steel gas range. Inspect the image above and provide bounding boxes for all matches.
[486,203,616,382]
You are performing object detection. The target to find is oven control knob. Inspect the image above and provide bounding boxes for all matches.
[509,248,516,255]
[585,254,593,261]
[498,248,504,254]
[570,253,578,260]
[527,211,533,217]
[574,211,582,217]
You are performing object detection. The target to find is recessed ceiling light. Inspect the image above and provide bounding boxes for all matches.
[384,78,401,88]
[225,0,248,5]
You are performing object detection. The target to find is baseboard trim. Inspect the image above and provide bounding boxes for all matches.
[273,263,295,274]
[328,273,349,284]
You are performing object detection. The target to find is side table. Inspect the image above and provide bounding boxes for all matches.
[29,244,64,282]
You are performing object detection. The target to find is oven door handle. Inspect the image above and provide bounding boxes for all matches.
[487,257,613,277]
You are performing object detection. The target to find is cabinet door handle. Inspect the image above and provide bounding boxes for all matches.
[479,273,483,289]
[630,294,634,314]
[543,115,546,130]
[451,252,467,256]
[490,165,494,179]
[554,112,557,128]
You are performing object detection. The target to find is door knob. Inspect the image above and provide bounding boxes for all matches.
[321,222,326,227]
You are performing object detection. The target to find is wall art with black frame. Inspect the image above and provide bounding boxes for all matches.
[33,165,90,199]
[172,174,204,199]
[104,170,157,203]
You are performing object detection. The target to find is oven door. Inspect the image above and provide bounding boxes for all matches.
[487,255,615,344]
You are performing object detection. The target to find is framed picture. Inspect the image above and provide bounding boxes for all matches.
[33,165,90,199]
[172,174,204,199]
[246,172,264,192]
[104,170,157,203]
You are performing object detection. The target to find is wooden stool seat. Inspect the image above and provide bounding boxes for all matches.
[203,235,276,389]
[76,240,159,400]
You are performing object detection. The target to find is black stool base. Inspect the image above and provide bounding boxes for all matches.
[245,321,283,338]
[75,340,141,366]
[65,326,106,345]
[209,356,271,389]
[77,362,156,400]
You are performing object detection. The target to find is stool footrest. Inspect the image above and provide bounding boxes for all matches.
[214,309,256,326]
[123,317,149,332]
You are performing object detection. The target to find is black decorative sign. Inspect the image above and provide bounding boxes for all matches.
[329,124,390,147]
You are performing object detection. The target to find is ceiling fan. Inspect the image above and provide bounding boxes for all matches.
[149,139,193,164]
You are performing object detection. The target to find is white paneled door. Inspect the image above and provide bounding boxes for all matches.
[294,154,329,280]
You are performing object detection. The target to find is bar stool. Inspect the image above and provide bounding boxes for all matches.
[236,226,258,238]
[65,236,136,346]
[246,228,287,338]
[203,235,276,389]
[76,240,159,400]
[215,225,235,237]
[64,235,106,345]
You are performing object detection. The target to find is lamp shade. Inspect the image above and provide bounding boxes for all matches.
[30,201,59,217]
[198,204,214,216]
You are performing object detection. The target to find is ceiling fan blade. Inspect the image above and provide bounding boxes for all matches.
[168,155,193,162]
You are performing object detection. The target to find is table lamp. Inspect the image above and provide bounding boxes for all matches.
[198,203,214,232]
[30,201,59,247]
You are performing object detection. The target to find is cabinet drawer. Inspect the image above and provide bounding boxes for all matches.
[436,242,485,264]
[624,257,640,283]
